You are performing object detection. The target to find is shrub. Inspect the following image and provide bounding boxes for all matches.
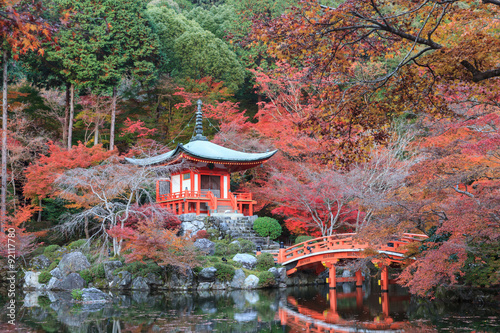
[68,239,87,250]
[79,269,93,284]
[238,239,256,253]
[214,241,229,256]
[48,259,59,271]
[256,253,275,271]
[258,271,276,288]
[71,289,83,301]
[91,263,105,279]
[43,245,61,259]
[193,266,203,274]
[38,271,52,284]
[115,261,163,278]
[207,228,220,239]
[253,217,282,248]
[193,230,210,240]
[295,236,314,244]
[213,263,235,282]
[228,243,240,255]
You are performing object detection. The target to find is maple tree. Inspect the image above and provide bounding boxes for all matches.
[55,155,182,255]
[108,217,199,271]
[1,0,54,231]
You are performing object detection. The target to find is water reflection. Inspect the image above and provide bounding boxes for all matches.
[2,280,499,332]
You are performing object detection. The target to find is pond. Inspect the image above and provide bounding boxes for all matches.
[2,280,499,332]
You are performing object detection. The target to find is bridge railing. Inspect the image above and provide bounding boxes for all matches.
[277,232,428,264]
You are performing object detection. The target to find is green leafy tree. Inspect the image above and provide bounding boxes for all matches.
[46,0,160,150]
[253,217,282,249]
[147,2,244,92]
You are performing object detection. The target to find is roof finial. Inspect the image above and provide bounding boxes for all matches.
[191,99,208,142]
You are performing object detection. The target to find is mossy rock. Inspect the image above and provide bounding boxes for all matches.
[258,271,276,288]
[68,239,87,250]
[38,271,52,284]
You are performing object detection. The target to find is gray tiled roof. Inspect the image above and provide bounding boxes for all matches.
[125,140,277,166]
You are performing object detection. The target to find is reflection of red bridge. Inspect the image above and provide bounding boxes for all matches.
[265,233,427,290]
[279,291,410,332]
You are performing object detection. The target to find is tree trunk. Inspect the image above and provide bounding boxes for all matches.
[67,83,75,149]
[1,50,8,232]
[94,120,99,146]
[84,215,89,239]
[109,86,117,150]
[63,82,70,147]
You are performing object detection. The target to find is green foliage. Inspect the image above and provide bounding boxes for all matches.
[79,263,106,283]
[294,235,313,244]
[253,217,282,240]
[256,253,275,271]
[258,271,276,288]
[228,242,240,255]
[68,239,87,250]
[71,289,83,301]
[79,269,93,284]
[38,271,52,284]
[237,239,256,253]
[213,263,235,282]
[146,2,244,91]
[462,241,500,287]
[115,261,163,278]
[43,245,61,260]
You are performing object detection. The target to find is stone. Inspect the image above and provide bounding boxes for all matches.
[50,267,63,280]
[47,277,58,290]
[52,273,86,290]
[242,275,259,289]
[180,221,205,236]
[81,288,111,303]
[199,267,217,282]
[230,269,246,289]
[58,252,91,277]
[194,238,216,255]
[163,266,194,290]
[144,273,163,286]
[23,271,43,290]
[131,277,150,291]
[103,260,123,281]
[268,267,280,280]
[277,267,287,282]
[342,269,352,277]
[111,271,132,289]
[30,255,51,270]
[232,254,257,270]
[212,281,228,290]
[197,282,212,290]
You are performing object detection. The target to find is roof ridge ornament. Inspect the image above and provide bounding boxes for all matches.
[190,99,208,142]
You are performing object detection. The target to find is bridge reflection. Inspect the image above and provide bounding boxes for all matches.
[278,283,410,332]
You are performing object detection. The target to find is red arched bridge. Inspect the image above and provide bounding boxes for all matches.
[262,233,427,291]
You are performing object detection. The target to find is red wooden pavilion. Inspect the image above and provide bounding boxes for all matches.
[126,100,277,216]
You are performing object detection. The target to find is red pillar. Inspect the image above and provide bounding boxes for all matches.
[196,201,200,215]
[249,203,253,216]
[328,264,337,289]
[356,287,363,309]
[355,270,363,288]
[184,200,188,214]
[381,265,389,292]
[381,292,389,317]
[327,289,340,322]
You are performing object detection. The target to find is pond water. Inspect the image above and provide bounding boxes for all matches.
[2,280,499,332]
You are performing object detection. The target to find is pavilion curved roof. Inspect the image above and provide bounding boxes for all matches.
[125,99,277,167]
[125,140,277,166]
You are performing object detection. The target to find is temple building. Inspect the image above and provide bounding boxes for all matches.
[126,100,277,216]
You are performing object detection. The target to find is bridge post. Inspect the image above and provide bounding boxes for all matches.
[278,242,285,264]
[381,265,389,292]
[355,270,363,288]
[328,263,337,289]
